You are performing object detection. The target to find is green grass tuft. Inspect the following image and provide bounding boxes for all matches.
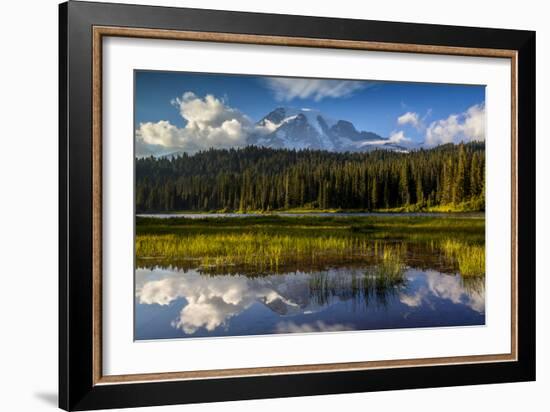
[440,239,485,276]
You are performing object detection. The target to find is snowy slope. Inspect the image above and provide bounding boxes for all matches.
[248,107,408,152]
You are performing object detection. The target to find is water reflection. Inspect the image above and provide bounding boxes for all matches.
[135,264,485,340]
[399,270,484,313]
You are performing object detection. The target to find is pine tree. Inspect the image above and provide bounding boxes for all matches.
[441,158,454,205]
[399,163,411,205]
[470,151,483,198]
[284,173,290,209]
[371,176,378,210]
[383,179,390,209]
[416,174,424,206]
[453,143,467,204]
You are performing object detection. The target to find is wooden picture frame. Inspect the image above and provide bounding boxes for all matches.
[59,1,535,410]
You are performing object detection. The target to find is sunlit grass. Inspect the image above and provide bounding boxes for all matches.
[440,239,485,276]
[136,215,485,278]
[379,244,406,279]
[136,232,374,270]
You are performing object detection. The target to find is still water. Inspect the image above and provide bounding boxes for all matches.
[135,264,485,340]
[137,212,483,219]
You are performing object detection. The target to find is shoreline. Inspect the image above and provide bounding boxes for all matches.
[136,210,485,218]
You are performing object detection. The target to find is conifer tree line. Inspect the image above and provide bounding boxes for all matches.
[136,142,485,212]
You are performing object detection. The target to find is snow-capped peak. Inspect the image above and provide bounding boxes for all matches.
[248,107,407,152]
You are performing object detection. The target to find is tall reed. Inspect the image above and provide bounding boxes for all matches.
[440,239,485,276]
[136,232,373,270]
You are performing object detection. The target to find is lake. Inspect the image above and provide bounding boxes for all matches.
[137,211,485,219]
[135,215,485,340]
[135,264,485,340]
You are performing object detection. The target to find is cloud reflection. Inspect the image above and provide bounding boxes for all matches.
[399,270,485,313]
[275,321,354,334]
[137,269,302,334]
[136,266,485,337]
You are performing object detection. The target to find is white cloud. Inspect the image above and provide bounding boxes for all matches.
[397,110,432,132]
[135,92,252,157]
[388,130,411,144]
[356,130,411,148]
[397,111,421,128]
[137,120,180,147]
[135,134,175,158]
[425,103,485,147]
[171,92,249,131]
[264,78,366,102]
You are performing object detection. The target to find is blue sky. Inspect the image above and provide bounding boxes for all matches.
[135,70,485,156]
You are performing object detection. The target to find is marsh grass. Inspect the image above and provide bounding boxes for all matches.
[378,244,407,279]
[136,232,374,270]
[440,239,485,276]
[136,215,485,277]
[137,215,484,233]
[307,265,406,309]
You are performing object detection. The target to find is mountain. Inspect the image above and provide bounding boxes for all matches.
[248,107,409,152]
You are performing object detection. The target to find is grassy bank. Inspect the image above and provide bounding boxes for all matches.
[137,215,484,241]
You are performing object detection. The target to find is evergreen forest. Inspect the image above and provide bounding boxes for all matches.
[135,142,485,213]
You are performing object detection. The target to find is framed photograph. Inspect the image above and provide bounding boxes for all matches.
[59,1,536,410]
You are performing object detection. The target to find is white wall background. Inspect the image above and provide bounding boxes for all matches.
[0,0,546,411]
